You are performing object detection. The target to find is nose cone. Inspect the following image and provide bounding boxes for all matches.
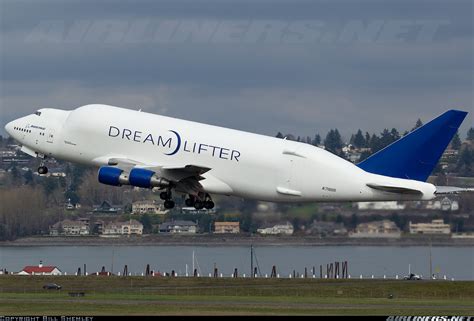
[4,121,14,136]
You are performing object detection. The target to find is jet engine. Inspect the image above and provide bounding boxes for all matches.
[128,168,170,188]
[98,166,128,186]
[98,166,170,188]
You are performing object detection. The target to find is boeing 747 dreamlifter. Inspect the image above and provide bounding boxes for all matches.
[4,104,471,209]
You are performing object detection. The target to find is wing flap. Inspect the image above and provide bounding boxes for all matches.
[161,165,211,181]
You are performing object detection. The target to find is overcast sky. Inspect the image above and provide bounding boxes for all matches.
[0,0,472,140]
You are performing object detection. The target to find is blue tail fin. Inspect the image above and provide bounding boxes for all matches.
[357,110,468,181]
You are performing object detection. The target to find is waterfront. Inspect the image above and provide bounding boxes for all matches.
[1,245,473,280]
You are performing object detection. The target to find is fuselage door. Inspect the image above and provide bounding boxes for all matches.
[47,129,55,143]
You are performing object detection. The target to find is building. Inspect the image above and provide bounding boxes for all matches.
[102,220,143,235]
[257,222,294,235]
[309,221,347,237]
[159,220,198,234]
[92,200,122,215]
[440,197,459,212]
[17,261,62,276]
[93,220,104,235]
[132,200,169,215]
[409,219,451,235]
[350,220,401,238]
[0,150,16,158]
[357,201,406,210]
[342,144,362,163]
[425,200,442,210]
[214,222,240,234]
[181,207,216,214]
[49,219,89,236]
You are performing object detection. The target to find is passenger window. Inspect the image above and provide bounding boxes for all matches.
[35,111,42,116]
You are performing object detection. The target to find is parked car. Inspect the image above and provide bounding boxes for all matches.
[403,273,422,280]
[43,283,62,290]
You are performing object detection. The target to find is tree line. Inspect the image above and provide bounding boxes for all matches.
[276,121,474,174]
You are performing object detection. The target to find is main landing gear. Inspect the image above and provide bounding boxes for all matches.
[160,190,215,210]
[160,189,175,209]
[185,194,214,210]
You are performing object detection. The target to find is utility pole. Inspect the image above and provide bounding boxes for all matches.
[111,247,115,274]
[250,244,254,278]
[429,237,433,279]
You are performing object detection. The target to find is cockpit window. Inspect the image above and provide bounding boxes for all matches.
[34,111,42,116]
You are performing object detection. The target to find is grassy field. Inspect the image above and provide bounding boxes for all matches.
[1,276,473,315]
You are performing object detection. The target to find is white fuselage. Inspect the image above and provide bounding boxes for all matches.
[5,104,436,202]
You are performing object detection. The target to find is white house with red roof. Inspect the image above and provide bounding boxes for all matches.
[17,261,62,276]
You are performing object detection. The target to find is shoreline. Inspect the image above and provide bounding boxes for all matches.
[2,235,474,247]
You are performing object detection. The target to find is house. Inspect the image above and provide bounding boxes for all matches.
[350,220,401,238]
[93,220,104,235]
[257,222,294,235]
[440,197,459,212]
[357,201,406,211]
[409,219,451,235]
[425,200,442,210]
[17,261,62,276]
[92,201,122,214]
[159,220,198,234]
[214,222,240,234]
[181,207,216,214]
[102,220,143,235]
[309,221,347,237]
[342,144,362,163]
[49,219,89,236]
[132,200,169,215]
[50,171,66,177]
[0,150,16,158]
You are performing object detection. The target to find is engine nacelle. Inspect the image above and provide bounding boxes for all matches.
[98,166,170,188]
[98,166,127,186]
[128,168,170,189]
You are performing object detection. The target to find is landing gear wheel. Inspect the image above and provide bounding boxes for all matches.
[38,166,48,175]
[164,200,175,209]
[160,190,171,200]
[185,196,195,207]
[194,200,204,210]
[204,201,215,209]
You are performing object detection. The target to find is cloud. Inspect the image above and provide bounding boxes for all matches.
[0,0,472,139]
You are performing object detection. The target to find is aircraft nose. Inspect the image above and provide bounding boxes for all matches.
[4,121,14,136]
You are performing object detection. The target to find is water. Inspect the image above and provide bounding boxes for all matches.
[0,245,473,280]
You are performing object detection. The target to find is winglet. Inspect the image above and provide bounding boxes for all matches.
[357,110,468,181]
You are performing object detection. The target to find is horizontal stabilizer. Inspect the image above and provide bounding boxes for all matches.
[367,183,423,195]
[435,186,474,195]
[358,110,468,181]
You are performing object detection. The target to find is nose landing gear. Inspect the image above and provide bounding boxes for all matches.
[37,160,48,175]
[37,155,48,175]
[38,166,48,175]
